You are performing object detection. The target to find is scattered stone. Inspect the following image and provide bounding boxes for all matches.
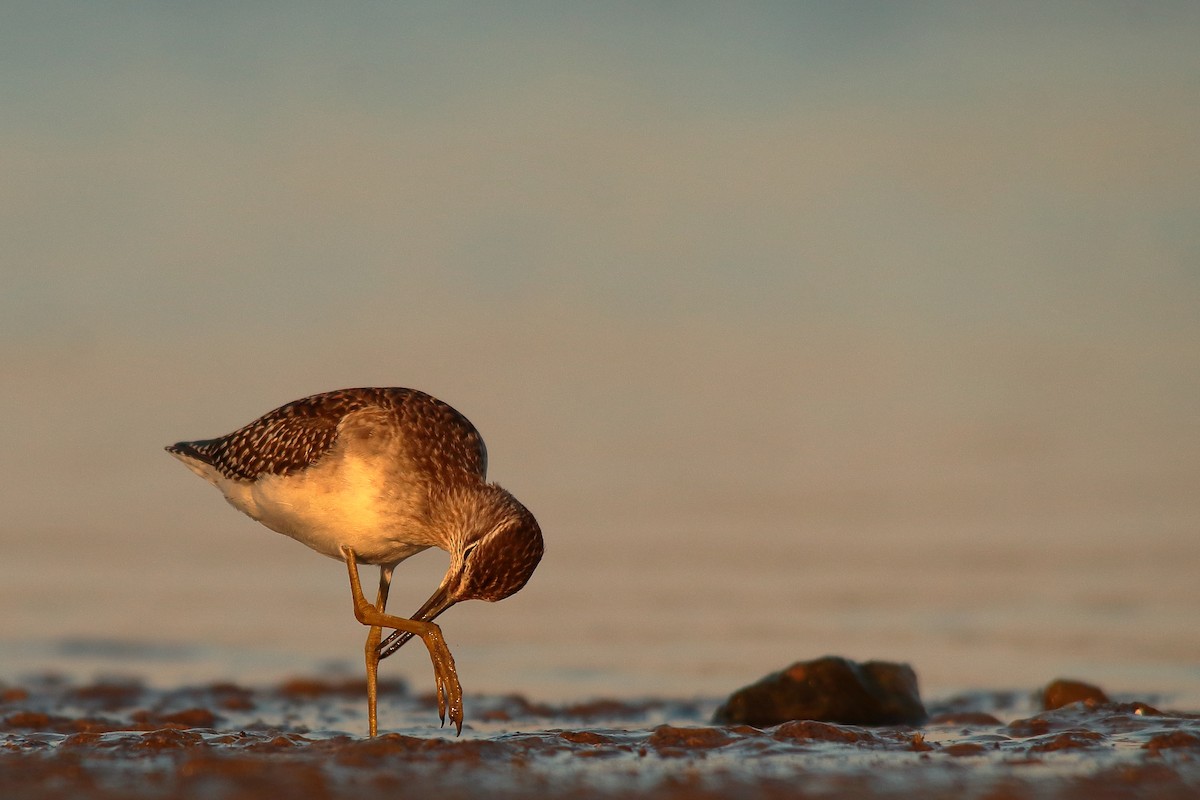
[772,719,881,744]
[712,656,927,727]
[1,674,1199,799]
[943,742,988,757]
[131,707,218,730]
[1041,679,1109,710]
[648,725,733,752]
[1145,731,1200,755]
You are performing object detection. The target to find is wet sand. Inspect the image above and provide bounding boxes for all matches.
[3,674,1198,799]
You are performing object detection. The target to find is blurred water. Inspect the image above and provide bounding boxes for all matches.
[2,325,1197,709]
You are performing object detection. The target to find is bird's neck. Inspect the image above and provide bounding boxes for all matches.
[430,483,518,553]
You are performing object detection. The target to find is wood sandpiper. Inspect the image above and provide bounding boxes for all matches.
[166,387,544,735]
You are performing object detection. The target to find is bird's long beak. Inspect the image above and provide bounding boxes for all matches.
[377,577,458,660]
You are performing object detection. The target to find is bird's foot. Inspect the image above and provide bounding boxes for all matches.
[341,546,463,734]
[419,626,463,734]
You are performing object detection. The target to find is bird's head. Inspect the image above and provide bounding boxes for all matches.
[448,484,544,604]
[405,484,544,627]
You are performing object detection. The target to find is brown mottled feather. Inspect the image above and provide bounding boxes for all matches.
[169,386,543,735]
[166,388,488,483]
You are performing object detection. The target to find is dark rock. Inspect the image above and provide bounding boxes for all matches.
[1145,731,1200,755]
[712,656,927,727]
[1041,678,1109,710]
[772,719,882,744]
[648,725,734,751]
[943,742,988,757]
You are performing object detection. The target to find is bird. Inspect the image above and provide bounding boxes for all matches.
[165,387,544,736]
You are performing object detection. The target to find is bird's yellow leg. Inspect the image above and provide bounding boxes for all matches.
[363,565,392,737]
[340,546,463,734]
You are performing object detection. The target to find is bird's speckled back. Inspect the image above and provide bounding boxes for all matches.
[167,387,488,485]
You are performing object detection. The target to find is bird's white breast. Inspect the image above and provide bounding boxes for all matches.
[212,438,436,565]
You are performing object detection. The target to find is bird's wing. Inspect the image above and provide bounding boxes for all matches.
[166,387,488,484]
[166,391,357,481]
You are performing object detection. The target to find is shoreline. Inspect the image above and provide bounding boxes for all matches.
[3,673,1198,799]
